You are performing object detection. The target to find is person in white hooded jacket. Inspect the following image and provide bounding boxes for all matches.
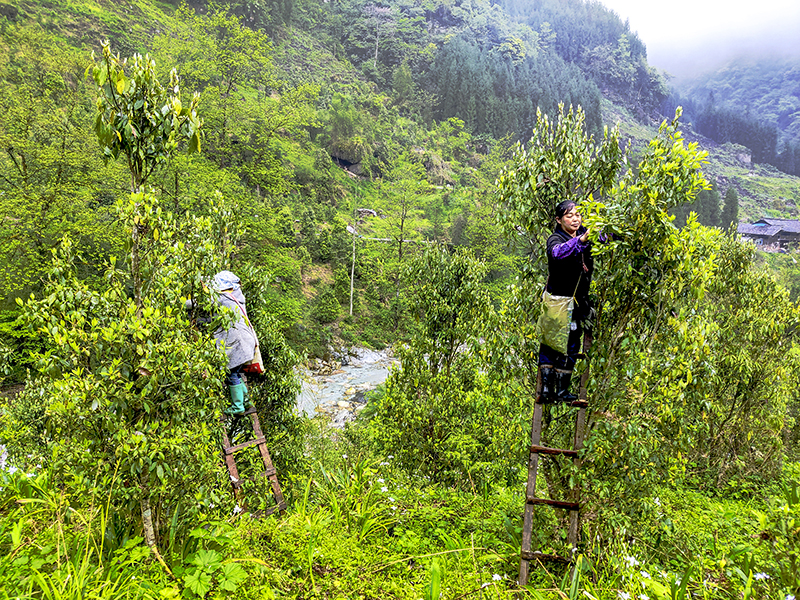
[211,271,258,415]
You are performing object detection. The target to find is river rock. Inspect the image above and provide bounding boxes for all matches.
[331,408,354,428]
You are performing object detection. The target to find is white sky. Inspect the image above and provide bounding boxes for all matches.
[597,0,800,79]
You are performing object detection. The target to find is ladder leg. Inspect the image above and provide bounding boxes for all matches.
[567,404,586,547]
[220,414,245,507]
[522,329,594,574]
[520,369,545,587]
[220,409,286,516]
[250,412,287,514]
[568,331,592,548]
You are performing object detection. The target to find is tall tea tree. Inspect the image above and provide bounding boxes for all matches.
[90,42,202,316]
[91,42,202,193]
[89,43,202,555]
[492,104,623,386]
[492,107,798,531]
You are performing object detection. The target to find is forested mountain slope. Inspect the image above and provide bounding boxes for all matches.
[605,100,800,223]
[663,56,800,179]
[1,0,798,335]
[680,57,800,146]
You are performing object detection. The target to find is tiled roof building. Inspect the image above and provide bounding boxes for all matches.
[738,218,800,247]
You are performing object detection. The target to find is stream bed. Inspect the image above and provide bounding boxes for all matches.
[296,348,397,427]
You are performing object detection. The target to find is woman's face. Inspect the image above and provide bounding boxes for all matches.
[557,207,582,236]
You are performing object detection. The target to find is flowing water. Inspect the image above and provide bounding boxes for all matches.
[296,348,397,423]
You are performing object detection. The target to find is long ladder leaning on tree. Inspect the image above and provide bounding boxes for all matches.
[219,407,287,517]
[518,329,593,586]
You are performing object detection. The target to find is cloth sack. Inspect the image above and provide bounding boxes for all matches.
[244,341,264,374]
[536,290,574,355]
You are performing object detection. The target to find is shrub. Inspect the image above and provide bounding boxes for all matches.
[313,288,341,323]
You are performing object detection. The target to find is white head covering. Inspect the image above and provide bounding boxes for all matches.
[212,270,240,292]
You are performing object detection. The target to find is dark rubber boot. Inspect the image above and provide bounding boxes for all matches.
[539,365,555,402]
[555,369,578,403]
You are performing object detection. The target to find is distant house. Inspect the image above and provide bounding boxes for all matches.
[738,218,800,247]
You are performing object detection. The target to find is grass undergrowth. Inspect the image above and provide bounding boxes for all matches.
[2,418,799,599]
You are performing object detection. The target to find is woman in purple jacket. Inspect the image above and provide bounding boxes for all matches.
[539,200,594,403]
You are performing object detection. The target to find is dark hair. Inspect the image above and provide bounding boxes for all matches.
[555,200,576,219]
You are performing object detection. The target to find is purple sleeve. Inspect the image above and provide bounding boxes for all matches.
[550,236,589,259]
[598,232,616,243]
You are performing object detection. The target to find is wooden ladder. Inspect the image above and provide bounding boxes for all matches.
[220,407,287,517]
[519,330,592,586]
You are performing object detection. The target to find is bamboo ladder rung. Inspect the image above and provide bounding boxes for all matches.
[520,550,572,564]
[529,444,579,458]
[230,466,279,489]
[525,496,580,511]
[253,501,288,518]
[534,398,588,408]
[223,437,268,455]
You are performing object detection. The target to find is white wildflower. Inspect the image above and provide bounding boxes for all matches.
[785,595,795,600]
[493,574,502,581]
[377,478,384,483]
[654,497,661,506]
[233,504,242,515]
[618,592,631,600]
[754,572,769,581]
[639,595,649,600]
[342,454,348,459]
[381,486,388,492]
[640,571,651,579]
[624,556,640,567]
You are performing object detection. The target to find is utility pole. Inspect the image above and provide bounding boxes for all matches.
[349,223,356,316]
[349,186,358,316]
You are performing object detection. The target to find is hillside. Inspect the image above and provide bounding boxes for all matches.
[1,0,798,345]
[0,0,668,336]
[660,56,800,181]
[678,56,800,146]
[606,100,800,221]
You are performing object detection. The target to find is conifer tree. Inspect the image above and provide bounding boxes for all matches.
[721,186,740,230]
[693,179,721,227]
[704,180,721,228]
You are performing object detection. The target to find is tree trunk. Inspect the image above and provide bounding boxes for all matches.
[131,178,143,319]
